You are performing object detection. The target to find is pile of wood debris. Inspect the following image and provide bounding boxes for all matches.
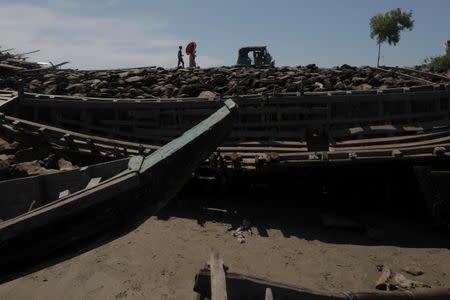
[0,47,68,79]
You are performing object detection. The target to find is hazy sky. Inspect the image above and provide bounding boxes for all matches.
[1,0,448,69]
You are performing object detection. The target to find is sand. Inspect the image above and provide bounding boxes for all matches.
[0,201,449,300]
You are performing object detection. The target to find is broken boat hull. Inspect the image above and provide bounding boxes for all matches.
[0,99,237,269]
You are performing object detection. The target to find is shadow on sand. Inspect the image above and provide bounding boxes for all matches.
[158,166,450,250]
[1,165,449,283]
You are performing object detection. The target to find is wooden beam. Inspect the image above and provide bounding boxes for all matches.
[209,252,228,300]
[58,189,70,199]
[85,177,102,189]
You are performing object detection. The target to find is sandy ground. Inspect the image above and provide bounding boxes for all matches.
[0,196,449,300]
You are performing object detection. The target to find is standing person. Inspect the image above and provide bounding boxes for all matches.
[189,49,196,68]
[177,46,184,68]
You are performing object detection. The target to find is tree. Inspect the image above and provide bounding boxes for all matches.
[370,8,414,66]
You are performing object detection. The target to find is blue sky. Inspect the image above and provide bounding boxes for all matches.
[0,0,448,69]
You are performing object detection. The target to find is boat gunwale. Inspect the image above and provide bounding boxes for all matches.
[3,82,448,105]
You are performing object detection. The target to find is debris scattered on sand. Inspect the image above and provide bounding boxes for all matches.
[233,219,252,243]
[390,273,431,290]
[375,266,392,290]
[375,266,431,291]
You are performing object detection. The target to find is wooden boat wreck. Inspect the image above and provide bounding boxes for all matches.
[0,99,237,269]
[1,82,449,170]
[0,67,449,220]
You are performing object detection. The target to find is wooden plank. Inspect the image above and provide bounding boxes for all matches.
[334,128,450,147]
[209,253,228,300]
[19,96,222,110]
[58,189,70,199]
[49,136,139,156]
[373,66,433,84]
[218,146,308,153]
[20,83,447,104]
[265,288,273,300]
[85,177,102,189]
[333,134,450,152]
[221,140,307,147]
[397,66,450,80]
[3,115,159,149]
[331,118,450,140]
[17,87,450,110]
[140,99,237,173]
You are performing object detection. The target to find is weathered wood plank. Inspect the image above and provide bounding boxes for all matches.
[85,177,102,189]
[209,253,228,300]
[58,189,70,199]
[265,287,273,300]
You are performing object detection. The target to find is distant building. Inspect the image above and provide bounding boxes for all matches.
[445,40,450,54]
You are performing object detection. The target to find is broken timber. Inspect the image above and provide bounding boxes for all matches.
[194,253,450,299]
[0,48,67,74]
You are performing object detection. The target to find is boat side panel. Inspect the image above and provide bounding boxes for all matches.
[0,177,40,221]
[0,172,139,242]
[0,158,130,221]
[141,103,235,172]
[5,87,449,146]
[138,100,237,208]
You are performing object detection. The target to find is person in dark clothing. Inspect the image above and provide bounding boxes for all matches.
[177,46,184,68]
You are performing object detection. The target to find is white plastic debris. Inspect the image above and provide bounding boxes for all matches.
[233,219,252,243]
